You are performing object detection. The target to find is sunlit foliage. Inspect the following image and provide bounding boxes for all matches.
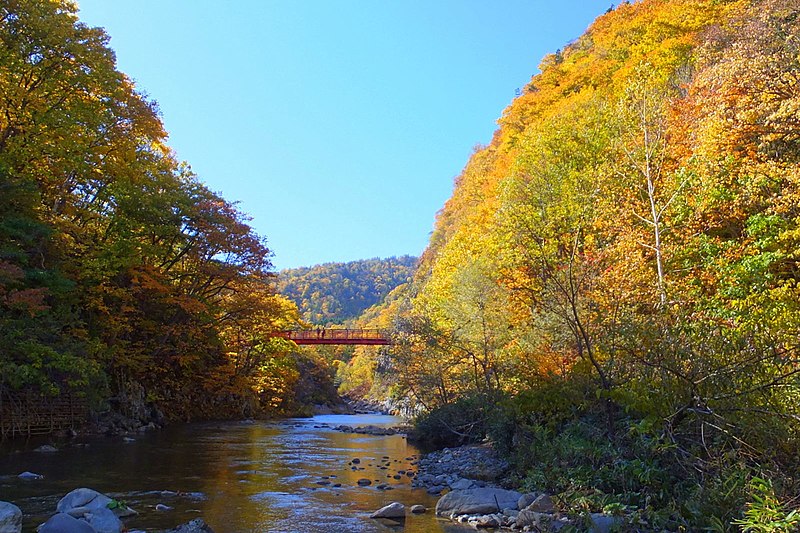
[0,0,302,419]
[371,0,800,527]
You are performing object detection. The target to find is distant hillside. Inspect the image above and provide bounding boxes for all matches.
[278,256,417,324]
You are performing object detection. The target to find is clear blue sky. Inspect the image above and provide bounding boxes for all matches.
[76,1,611,270]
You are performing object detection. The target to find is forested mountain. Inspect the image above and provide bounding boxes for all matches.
[337,0,800,527]
[0,1,307,421]
[278,256,416,324]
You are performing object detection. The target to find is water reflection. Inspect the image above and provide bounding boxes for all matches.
[0,415,469,532]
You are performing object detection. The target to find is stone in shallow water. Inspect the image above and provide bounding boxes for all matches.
[17,471,43,480]
[57,488,112,514]
[34,444,58,453]
[55,487,135,532]
[357,478,372,486]
[410,504,427,514]
[370,502,405,519]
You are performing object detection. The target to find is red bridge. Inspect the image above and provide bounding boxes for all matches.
[274,329,391,346]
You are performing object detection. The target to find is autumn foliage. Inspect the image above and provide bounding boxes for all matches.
[351,0,800,527]
[0,1,302,420]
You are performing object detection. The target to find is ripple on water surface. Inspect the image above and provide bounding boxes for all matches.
[0,415,464,532]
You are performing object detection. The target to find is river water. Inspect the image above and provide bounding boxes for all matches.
[0,414,467,532]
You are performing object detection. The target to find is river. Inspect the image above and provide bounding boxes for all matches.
[0,414,467,532]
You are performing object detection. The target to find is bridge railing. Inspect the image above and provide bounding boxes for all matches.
[283,328,387,341]
[271,328,390,344]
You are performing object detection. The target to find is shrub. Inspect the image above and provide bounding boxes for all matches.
[411,392,500,450]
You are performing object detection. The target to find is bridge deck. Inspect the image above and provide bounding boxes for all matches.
[275,329,390,346]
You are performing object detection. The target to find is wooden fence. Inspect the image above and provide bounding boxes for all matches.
[0,391,87,439]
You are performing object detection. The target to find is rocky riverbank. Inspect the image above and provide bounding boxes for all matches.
[410,443,510,494]
[365,442,626,532]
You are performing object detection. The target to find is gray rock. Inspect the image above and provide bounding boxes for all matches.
[449,478,476,490]
[435,488,523,516]
[155,504,173,511]
[56,487,135,529]
[356,478,372,486]
[515,509,550,529]
[517,492,540,510]
[523,493,555,513]
[18,471,43,480]
[166,518,215,533]
[471,514,501,528]
[65,507,92,518]
[57,488,112,514]
[589,513,622,533]
[38,513,96,533]
[410,505,426,514]
[0,501,22,533]
[370,502,405,519]
[34,445,58,453]
[82,508,122,533]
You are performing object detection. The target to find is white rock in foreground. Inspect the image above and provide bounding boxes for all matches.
[0,502,22,533]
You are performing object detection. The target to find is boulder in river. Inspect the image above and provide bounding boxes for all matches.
[34,444,58,453]
[57,488,112,514]
[57,488,137,519]
[53,487,138,533]
[356,478,372,486]
[435,487,523,516]
[0,501,22,533]
[409,504,426,514]
[370,502,405,519]
[17,471,44,480]
[38,513,95,533]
